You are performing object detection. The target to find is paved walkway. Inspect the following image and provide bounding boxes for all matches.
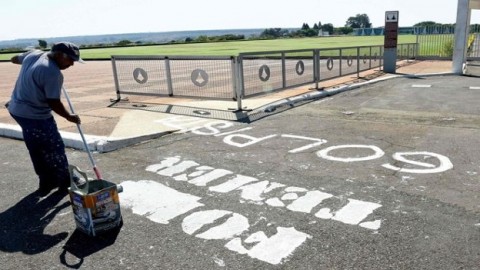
[0,60,454,152]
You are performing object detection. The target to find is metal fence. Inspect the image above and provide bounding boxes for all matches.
[416,25,480,60]
[317,46,383,82]
[111,43,418,111]
[238,50,316,98]
[469,33,480,60]
[353,25,480,60]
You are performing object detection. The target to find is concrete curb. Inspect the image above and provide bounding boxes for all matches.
[95,131,174,153]
[0,123,173,153]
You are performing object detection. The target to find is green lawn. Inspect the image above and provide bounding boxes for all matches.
[0,35,418,61]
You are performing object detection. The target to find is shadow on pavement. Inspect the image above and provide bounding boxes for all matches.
[0,191,70,254]
[392,73,427,78]
[60,223,122,269]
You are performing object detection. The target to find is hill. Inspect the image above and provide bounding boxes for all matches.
[0,29,274,49]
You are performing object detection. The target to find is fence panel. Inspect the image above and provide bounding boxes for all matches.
[414,25,472,59]
[318,49,341,81]
[239,53,284,97]
[112,56,168,96]
[468,31,480,60]
[111,55,236,99]
[370,46,383,70]
[168,57,236,99]
[417,34,454,59]
[339,47,359,77]
[397,43,417,60]
[284,50,315,88]
[357,46,382,72]
[415,25,480,60]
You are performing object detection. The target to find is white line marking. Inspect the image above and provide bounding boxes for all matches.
[120,180,203,224]
[412,84,432,88]
[331,199,382,225]
[182,210,250,240]
[286,191,334,213]
[225,227,311,265]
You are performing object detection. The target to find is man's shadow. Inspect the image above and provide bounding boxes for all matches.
[0,190,70,254]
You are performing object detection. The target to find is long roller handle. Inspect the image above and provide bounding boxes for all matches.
[62,86,102,180]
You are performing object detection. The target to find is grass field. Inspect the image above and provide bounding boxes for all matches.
[0,35,418,61]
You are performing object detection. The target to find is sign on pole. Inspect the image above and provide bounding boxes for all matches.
[383,11,399,73]
[384,11,399,49]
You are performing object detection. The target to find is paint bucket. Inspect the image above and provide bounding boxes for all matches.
[68,165,123,237]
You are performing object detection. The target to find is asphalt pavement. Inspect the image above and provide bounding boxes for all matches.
[1,60,480,269]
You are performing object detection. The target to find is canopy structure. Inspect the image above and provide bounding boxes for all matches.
[453,0,480,73]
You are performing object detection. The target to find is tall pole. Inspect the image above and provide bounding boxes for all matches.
[383,11,399,73]
[452,0,471,74]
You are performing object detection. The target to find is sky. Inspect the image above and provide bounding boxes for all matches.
[1,0,479,41]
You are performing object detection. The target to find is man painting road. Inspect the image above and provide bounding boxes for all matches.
[7,42,83,196]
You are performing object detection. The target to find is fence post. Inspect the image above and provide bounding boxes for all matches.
[409,43,413,60]
[397,44,402,61]
[380,46,384,68]
[339,49,343,76]
[356,47,360,78]
[230,56,237,101]
[281,52,286,88]
[415,34,420,58]
[110,56,122,101]
[165,57,174,96]
[235,56,244,111]
[314,49,320,89]
[369,47,373,69]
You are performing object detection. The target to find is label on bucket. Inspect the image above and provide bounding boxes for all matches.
[69,181,122,237]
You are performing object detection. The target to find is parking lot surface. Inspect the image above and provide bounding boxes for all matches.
[1,60,479,268]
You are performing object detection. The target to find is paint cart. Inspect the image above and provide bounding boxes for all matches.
[62,86,123,237]
[68,165,123,237]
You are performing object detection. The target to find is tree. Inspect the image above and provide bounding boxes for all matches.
[260,28,289,38]
[471,24,480,33]
[116,39,132,46]
[38,40,47,49]
[345,14,372,28]
[413,21,439,27]
[321,23,334,35]
[413,21,455,34]
[195,35,209,42]
[304,28,318,37]
[337,26,354,35]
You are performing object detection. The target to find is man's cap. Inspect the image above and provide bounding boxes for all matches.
[51,42,84,63]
